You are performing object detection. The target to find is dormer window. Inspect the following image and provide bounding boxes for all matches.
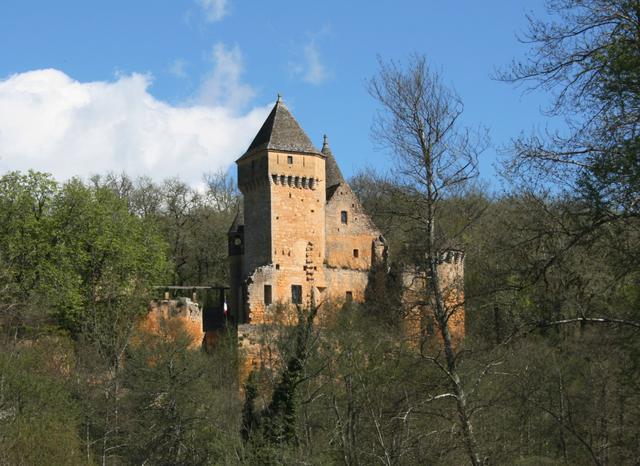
[287,155,293,164]
[341,211,348,224]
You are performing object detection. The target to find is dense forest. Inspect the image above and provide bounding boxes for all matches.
[1,1,639,464]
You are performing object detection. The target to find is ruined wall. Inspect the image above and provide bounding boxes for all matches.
[401,252,466,347]
[143,299,204,349]
[237,324,263,385]
[237,322,293,389]
[245,265,276,324]
[244,264,319,324]
[325,183,381,270]
[437,251,466,342]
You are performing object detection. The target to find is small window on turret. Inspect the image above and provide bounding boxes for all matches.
[346,291,353,302]
[287,155,293,164]
[341,211,348,224]
[353,249,359,258]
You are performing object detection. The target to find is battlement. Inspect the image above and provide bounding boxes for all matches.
[439,249,465,264]
[238,150,325,193]
[271,174,318,190]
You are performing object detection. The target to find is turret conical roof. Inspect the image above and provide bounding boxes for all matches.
[238,96,321,160]
[228,206,244,234]
[322,134,345,189]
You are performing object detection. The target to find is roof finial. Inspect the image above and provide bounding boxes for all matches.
[276,93,282,103]
[321,134,331,154]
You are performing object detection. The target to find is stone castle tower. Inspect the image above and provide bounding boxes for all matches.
[227,97,386,327]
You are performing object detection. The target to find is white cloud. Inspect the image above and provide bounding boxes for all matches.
[197,0,228,22]
[291,40,330,85]
[197,42,255,112]
[0,68,269,184]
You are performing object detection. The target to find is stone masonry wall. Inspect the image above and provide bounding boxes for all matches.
[321,267,370,303]
[437,253,466,341]
[238,323,271,386]
[269,150,326,299]
[402,253,465,347]
[325,183,381,270]
[143,299,204,349]
[242,182,272,275]
[241,150,329,327]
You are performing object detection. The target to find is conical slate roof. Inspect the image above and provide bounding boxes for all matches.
[321,134,345,189]
[238,96,321,160]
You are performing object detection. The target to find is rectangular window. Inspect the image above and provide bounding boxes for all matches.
[345,291,353,302]
[264,285,272,305]
[291,285,302,304]
[353,249,359,258]
[341,210,348,224]
[287,155,293,164]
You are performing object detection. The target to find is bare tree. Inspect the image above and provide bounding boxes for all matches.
[497,0,640,214]
[203,169,240,213]
[495,0,640,331]
[369,55,489,466]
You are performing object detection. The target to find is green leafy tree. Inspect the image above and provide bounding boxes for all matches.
[121,319,242,465]
[0,335,83,466]
[0,171,61,324]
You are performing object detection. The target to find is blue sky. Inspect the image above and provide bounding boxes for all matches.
[0,0,553,187]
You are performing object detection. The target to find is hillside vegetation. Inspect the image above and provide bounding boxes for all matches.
[1,1,639,464]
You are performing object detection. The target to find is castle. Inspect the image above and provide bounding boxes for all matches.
[222,97,466,373]
[227,96,387,326]
[143,97,464,366]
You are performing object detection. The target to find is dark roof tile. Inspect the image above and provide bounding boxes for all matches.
[238,97,321,160]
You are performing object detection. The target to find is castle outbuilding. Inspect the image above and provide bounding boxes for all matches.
[227,96,387,326]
